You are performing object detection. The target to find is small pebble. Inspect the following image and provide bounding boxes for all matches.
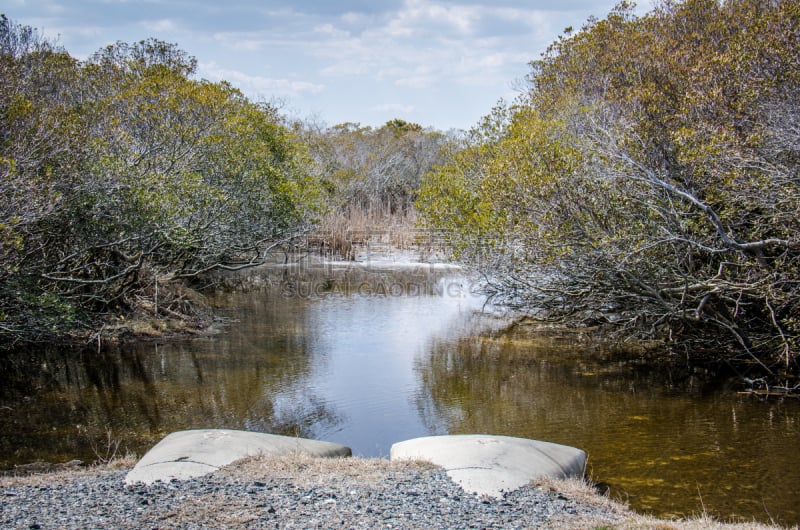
[0,467,622,529]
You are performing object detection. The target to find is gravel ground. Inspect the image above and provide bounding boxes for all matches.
[0,457,627,529]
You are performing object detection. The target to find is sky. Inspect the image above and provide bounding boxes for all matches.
[6,1,652,131]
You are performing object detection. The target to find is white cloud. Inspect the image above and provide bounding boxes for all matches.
[141,18,177,33]
[340,12,369,25]
[11,0,651,129]
[198,1,556,103]
[313,23,351,38]
[290,0,556,96]
[370,103,415,115]
[199,62,325,97]
[212,32,269,52]
[394,75,433,88]
[387,0,477,37]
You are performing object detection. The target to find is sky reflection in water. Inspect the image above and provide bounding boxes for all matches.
[1,259,799,525]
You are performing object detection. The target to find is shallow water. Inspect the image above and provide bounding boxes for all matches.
[1,257,798,525]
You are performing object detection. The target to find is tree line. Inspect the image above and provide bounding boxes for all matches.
[0,15,444,346]
[298,118,449,257]
[418,0,799,382]
[4,0,799,385]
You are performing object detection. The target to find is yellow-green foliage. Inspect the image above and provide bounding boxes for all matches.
[418,0,800,377]
[0,21,324,343]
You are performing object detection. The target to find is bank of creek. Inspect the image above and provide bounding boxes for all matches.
[1,251,799,527]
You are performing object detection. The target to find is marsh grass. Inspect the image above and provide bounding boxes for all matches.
[535,477,790,530]
[311,208,437,259]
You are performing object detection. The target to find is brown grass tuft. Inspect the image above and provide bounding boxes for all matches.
[217,452,434,487]
[537,477,789,530]
[311,209,431,259]
[0,453,138,488]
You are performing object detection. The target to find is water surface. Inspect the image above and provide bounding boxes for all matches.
[1,257,798,525]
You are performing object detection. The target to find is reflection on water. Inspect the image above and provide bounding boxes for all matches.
[1,257,799,525]
[415,330,800,524]
[0,303,328,466]
[0,259,487,466]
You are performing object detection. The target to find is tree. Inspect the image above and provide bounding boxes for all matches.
[304,119,448,217]
[1,24,323,345]
[51,39,322,309]
[418,0,800,381]
[1,15,89,342]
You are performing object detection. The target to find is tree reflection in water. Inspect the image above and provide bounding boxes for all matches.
[0,314,339,468]
[414,325,800,525]
[2,259,799,526]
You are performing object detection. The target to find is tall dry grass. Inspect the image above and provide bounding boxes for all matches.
[534,476,791,530]
[309,207,438,259]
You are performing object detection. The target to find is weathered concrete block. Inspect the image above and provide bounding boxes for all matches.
[125,429,351,485]
[390,434,585,498]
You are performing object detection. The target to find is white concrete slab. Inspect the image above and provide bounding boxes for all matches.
[390,434,585,498]
[125,429,351,485]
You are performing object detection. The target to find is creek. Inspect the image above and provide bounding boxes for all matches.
[1,254,798,525]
